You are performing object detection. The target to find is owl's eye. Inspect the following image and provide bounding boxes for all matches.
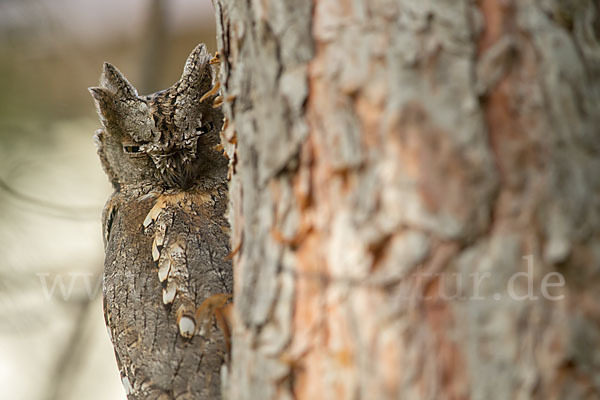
[123,145,141,154]
[196,122,214,135]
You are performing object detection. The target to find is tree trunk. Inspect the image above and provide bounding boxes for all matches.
[214,0,600,399]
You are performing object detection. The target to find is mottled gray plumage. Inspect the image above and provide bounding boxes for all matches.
[90,44,232,400]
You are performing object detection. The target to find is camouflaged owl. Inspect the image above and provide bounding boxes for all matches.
[90,44,232,400]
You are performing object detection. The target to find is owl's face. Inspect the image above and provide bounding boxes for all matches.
[90,44,223,191]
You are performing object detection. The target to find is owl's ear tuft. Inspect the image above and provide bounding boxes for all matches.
[89,86,115,116]
[89,86,111,103]
[178,44,213,94]
[101,62,138,99]
[89,86,123,134]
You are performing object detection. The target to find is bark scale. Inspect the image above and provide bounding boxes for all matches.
[214,0,600,399]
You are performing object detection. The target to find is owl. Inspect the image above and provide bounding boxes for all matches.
[89,44,232,399]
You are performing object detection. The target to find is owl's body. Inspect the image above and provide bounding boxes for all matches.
[91,45,232,399]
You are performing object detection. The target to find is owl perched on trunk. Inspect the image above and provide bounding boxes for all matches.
[89,44,232,400]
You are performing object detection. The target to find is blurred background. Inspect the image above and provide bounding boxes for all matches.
[0,0,217,398]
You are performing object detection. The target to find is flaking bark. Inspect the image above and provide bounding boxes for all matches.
[215,0,600,399]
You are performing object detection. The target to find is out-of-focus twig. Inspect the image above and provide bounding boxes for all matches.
[0,177,100,220]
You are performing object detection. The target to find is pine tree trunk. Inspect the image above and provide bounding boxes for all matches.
[214,0,600,398]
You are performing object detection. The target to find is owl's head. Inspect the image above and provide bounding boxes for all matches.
[89,44,224,191]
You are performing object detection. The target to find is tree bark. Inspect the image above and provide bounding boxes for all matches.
[214,0,600,399]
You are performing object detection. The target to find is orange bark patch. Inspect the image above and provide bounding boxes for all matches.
[291,232,328,399]
[476,0,543,224]
[477,0,513,52]
[421,242,469,400]
[423,276,469,400]
[355,91,383,148]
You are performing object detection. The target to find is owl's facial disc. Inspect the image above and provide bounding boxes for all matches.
[90,43,220,191]
[135,121,216,190]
